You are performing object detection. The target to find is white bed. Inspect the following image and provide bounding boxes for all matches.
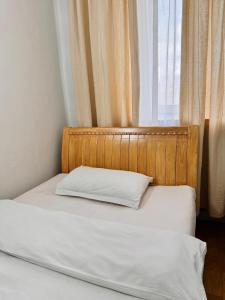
[0,126,204,300]
[15,174,196,236]
[0,175,197,300]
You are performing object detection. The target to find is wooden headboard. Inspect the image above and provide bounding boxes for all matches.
[61,126,199,188]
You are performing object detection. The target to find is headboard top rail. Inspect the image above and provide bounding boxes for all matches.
[67,127,188,135]
[61,126,198,188]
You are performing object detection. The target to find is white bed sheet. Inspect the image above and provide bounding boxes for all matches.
[15,174,196,236]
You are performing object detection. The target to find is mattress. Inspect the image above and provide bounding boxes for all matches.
[15,174,196,236]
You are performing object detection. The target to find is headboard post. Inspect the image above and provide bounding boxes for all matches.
[187,125,199,188]
[61,127,70,173]
[61,126,199,189]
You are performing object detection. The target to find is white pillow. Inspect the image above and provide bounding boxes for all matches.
[56,166,152,209]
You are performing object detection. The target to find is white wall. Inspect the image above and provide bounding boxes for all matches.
[0,0,67,199]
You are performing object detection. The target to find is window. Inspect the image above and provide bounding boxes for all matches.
[137,0,183,125]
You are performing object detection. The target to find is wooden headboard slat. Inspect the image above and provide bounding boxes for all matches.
[61,126,199,188]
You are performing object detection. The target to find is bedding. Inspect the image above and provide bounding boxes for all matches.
[16,174,196,235]
[55,166,152,208]
[0,251,140,300]
[0,200,206,300]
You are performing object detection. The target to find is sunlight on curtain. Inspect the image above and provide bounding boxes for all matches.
[138,0,182,125]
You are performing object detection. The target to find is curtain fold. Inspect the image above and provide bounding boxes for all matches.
[208,0,225,217]
[179,0,210,212]
[69,0,139,127]
[180,0,225,217]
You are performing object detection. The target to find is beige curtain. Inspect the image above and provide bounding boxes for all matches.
[180,0,210,212]
[69,0,139,127]
[208,0,225,217]
[180,0,225,217]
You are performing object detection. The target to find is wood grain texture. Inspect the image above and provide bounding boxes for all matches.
[165,137,176,185]
[120,135,129,171]
[155,140,166,184]
[89,135,97,167]
[61,126,199,188]
[61,127,70,173]
[96,135,105,168]
[176,135,188,185]
[129,135,138,172]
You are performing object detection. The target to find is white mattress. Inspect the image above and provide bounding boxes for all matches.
[15,174,196,236]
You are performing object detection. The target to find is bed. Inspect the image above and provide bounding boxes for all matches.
[16,125,198,235]
[0,126,205,300]
[15,174,196,236]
